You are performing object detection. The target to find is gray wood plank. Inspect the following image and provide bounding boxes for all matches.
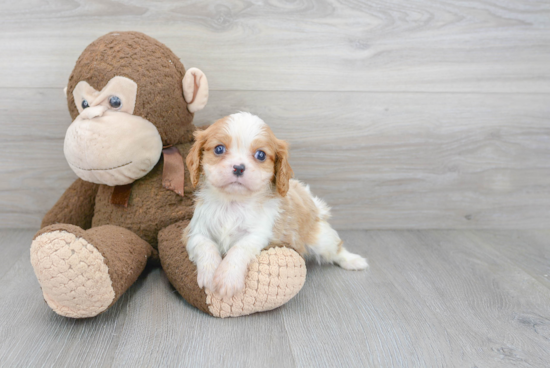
[110,269,295,368]
[282,230,550,367]
[1,88,70,141]
[0,230,295,368]
[0,229,32,280]
[468,230,550,291]
[2,229,550,367]
[2,89,549,229]
[0,0,549,92]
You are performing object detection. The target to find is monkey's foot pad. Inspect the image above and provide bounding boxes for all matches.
[205,247,307,318]
[30,231,115,318]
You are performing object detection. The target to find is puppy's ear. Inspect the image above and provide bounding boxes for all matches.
[274,138,293,196]
[186,130,206,188]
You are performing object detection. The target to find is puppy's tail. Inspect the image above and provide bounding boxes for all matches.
[305,184,331,221]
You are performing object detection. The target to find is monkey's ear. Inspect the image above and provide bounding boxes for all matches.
[183,68,209,113]
[63,86,67,97]
[186,130,206,188]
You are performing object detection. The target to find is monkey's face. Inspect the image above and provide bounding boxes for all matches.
[64,76,163,186]
[63,32,210,186]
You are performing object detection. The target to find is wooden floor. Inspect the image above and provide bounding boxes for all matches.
[1,229,549,367]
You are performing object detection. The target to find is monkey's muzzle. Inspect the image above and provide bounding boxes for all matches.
[64,110,163,186]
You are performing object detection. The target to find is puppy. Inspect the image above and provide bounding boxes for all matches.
[185,112,367,297]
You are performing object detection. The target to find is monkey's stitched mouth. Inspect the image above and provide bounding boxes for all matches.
[69,161,132,171]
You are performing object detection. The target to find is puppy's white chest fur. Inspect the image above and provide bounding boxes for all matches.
[208,201,254,251]
[192,190,281,254]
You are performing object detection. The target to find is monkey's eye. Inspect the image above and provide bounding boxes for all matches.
[81,100,89,109]
[109,96,121,109]
[254,150,266,162]
[214,145,226,155]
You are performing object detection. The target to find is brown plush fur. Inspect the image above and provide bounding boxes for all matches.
[41,179,99,230]
[158,220,212,315]
[34,32,304,318]
[35,223,153,309]
[66,31,194,146]
[91,141,196,249]
[43,140,196,249]
[37,32,200,315]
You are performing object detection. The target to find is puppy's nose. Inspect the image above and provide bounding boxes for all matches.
[233,164,245,177]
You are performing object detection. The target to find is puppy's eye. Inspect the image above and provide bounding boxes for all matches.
[81,100,89,109]
[214,145,226,155]
[109,96,121,108]
[254,150,266,162]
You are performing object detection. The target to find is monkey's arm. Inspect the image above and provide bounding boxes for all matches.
[41,178,100,230]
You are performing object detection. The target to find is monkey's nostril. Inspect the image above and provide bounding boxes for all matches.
[233,164,245,177]
[81,105,108,120]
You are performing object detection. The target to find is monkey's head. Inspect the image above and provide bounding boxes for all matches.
[63,31,208,186]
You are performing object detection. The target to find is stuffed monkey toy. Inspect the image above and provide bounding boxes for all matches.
[31,31,306,318]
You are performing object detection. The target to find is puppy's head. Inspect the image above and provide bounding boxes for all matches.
[186,112,293,197]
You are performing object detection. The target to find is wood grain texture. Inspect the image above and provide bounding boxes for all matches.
[0,230,32,280]
[0,0,549,92]
[2,89,549,229]
[469,230,550,290]
[1,0,550,229]
[109,270,296,368]
[1,229,550,367]
[283,230,550,367]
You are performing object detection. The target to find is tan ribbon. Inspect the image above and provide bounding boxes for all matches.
[110,183,133,208]
[161,146,185,196]
[110,146,185,207]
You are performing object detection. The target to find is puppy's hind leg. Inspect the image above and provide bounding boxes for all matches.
[307,221,368,270]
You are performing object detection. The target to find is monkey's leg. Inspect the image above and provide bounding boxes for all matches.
[41,178,99,230]
[158,221,307,318]
[31,224,153,318]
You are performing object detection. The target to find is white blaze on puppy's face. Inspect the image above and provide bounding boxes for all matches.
[64,77,163,186]
[188,113,289,197]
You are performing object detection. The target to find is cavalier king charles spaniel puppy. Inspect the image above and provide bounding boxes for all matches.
[185,112,368,297]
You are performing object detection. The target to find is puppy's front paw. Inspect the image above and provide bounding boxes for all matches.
[196,256,222,291]
[197,267,215,291]
[212,259,247,298]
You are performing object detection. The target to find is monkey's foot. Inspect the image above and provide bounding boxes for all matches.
[158,223,307,318]
[206,247,307,318]
[31,230,115,318]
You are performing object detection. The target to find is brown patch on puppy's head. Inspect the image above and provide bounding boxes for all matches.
[67,31,192,146]
[250,124,293,197]
[186,117,231,188]
[186,113,293,197]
